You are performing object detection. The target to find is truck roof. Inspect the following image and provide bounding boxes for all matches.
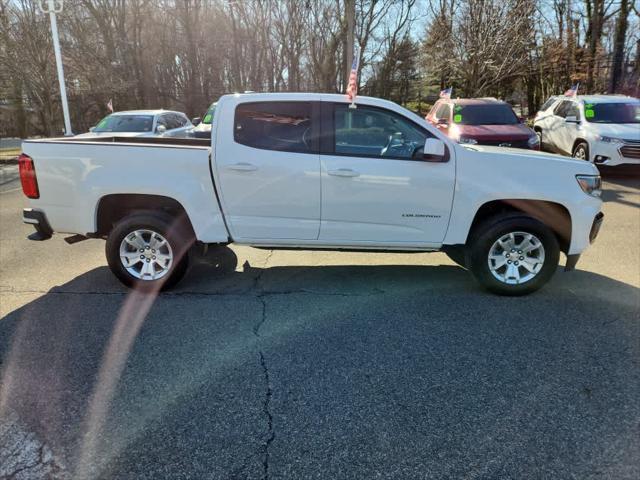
[220,92,403,109]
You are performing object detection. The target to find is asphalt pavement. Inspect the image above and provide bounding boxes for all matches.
[0,166,638,479]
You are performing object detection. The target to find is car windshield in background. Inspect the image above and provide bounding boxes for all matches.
[583,103,640,124]
[202,104,217,125]
[454,105,518,125]
[94,115,154,132]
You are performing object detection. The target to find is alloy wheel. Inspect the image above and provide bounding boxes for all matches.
[487,231,545,285]
[119,229,173,280]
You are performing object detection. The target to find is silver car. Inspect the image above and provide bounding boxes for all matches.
[76,110,193,138]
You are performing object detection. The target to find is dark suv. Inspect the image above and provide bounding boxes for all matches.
[426,98,539,149]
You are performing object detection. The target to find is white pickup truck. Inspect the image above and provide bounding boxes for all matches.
[19,93,604,295]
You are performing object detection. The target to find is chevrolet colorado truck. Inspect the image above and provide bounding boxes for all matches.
[19,93,604,295]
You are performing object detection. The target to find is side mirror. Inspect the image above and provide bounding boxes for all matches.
[565,115,579,124]
[156,125,167,134]
[88,127,95,132]
[191,117,201,126]
[423,138,447,162]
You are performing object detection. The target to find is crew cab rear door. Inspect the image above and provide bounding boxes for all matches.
[318,101,455,245]
[212,98,321,240]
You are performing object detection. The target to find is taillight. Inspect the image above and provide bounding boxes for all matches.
[18,153,40,199]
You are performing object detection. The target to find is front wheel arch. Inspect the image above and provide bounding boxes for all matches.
[571,139,590,160]
[467,199,572,254]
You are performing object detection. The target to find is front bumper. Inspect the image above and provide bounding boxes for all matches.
[589,212,604,243]
[565,212,603,271]
[592,141,640,166]
[23,208,53,240]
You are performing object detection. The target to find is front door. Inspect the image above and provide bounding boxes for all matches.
[214,99,321,240]
[319,102,455,245]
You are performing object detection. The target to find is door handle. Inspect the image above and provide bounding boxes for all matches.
[227,162,257,172]
[328,168,359,178]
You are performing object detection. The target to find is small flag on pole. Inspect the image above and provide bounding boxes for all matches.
[439,87,452,99]
[107,99,113,112]
[564,83,579,97]
[346,47,360,106]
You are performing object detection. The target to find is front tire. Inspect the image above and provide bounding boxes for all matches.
[468,215,560,296]
[105,212,194,290]
[572,141,589,161]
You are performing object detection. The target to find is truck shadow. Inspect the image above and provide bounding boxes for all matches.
[0,256,638,477]
[599,169,640,208]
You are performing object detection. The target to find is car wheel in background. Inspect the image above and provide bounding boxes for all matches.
[468,214,560,296]
[572,142,589,161]
[105,212,194,290]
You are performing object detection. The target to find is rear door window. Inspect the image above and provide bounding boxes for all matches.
[234,102,315,153]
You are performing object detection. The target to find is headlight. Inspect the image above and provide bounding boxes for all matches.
[458,136,477,145]
[598,136,623,144]
[527,135,540,147]
[576,175,602,197]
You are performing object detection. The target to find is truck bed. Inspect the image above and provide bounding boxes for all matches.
[21,136,229,243]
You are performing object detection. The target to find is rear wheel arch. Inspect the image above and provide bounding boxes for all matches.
[95,193,196,239]
[467,199,572,253]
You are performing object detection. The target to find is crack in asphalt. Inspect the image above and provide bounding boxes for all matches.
[258,351,275,480]
[253,255,275,480]
[4,444,45,480]
[253,296,267,337]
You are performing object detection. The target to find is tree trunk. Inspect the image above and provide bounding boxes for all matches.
[609,0,629,93]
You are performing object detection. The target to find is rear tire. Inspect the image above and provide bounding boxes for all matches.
[105,212,194,291]
[468,214,560,296]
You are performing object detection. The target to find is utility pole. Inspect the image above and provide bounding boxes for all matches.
[345,0,355,91]
[39,0,73,136]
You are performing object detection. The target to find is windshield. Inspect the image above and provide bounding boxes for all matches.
[201,103,217,125]
[583,102,640,124]
[453,104,518,125]
[93,114,154,132]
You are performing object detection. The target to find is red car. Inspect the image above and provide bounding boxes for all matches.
[426,98,540,150]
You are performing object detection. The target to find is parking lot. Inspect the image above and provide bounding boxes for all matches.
[0,167,639,479]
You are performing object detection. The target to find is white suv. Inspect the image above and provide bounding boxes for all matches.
[533,95,640,166]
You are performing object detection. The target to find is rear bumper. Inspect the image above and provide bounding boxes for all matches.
[23,208,53,240]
